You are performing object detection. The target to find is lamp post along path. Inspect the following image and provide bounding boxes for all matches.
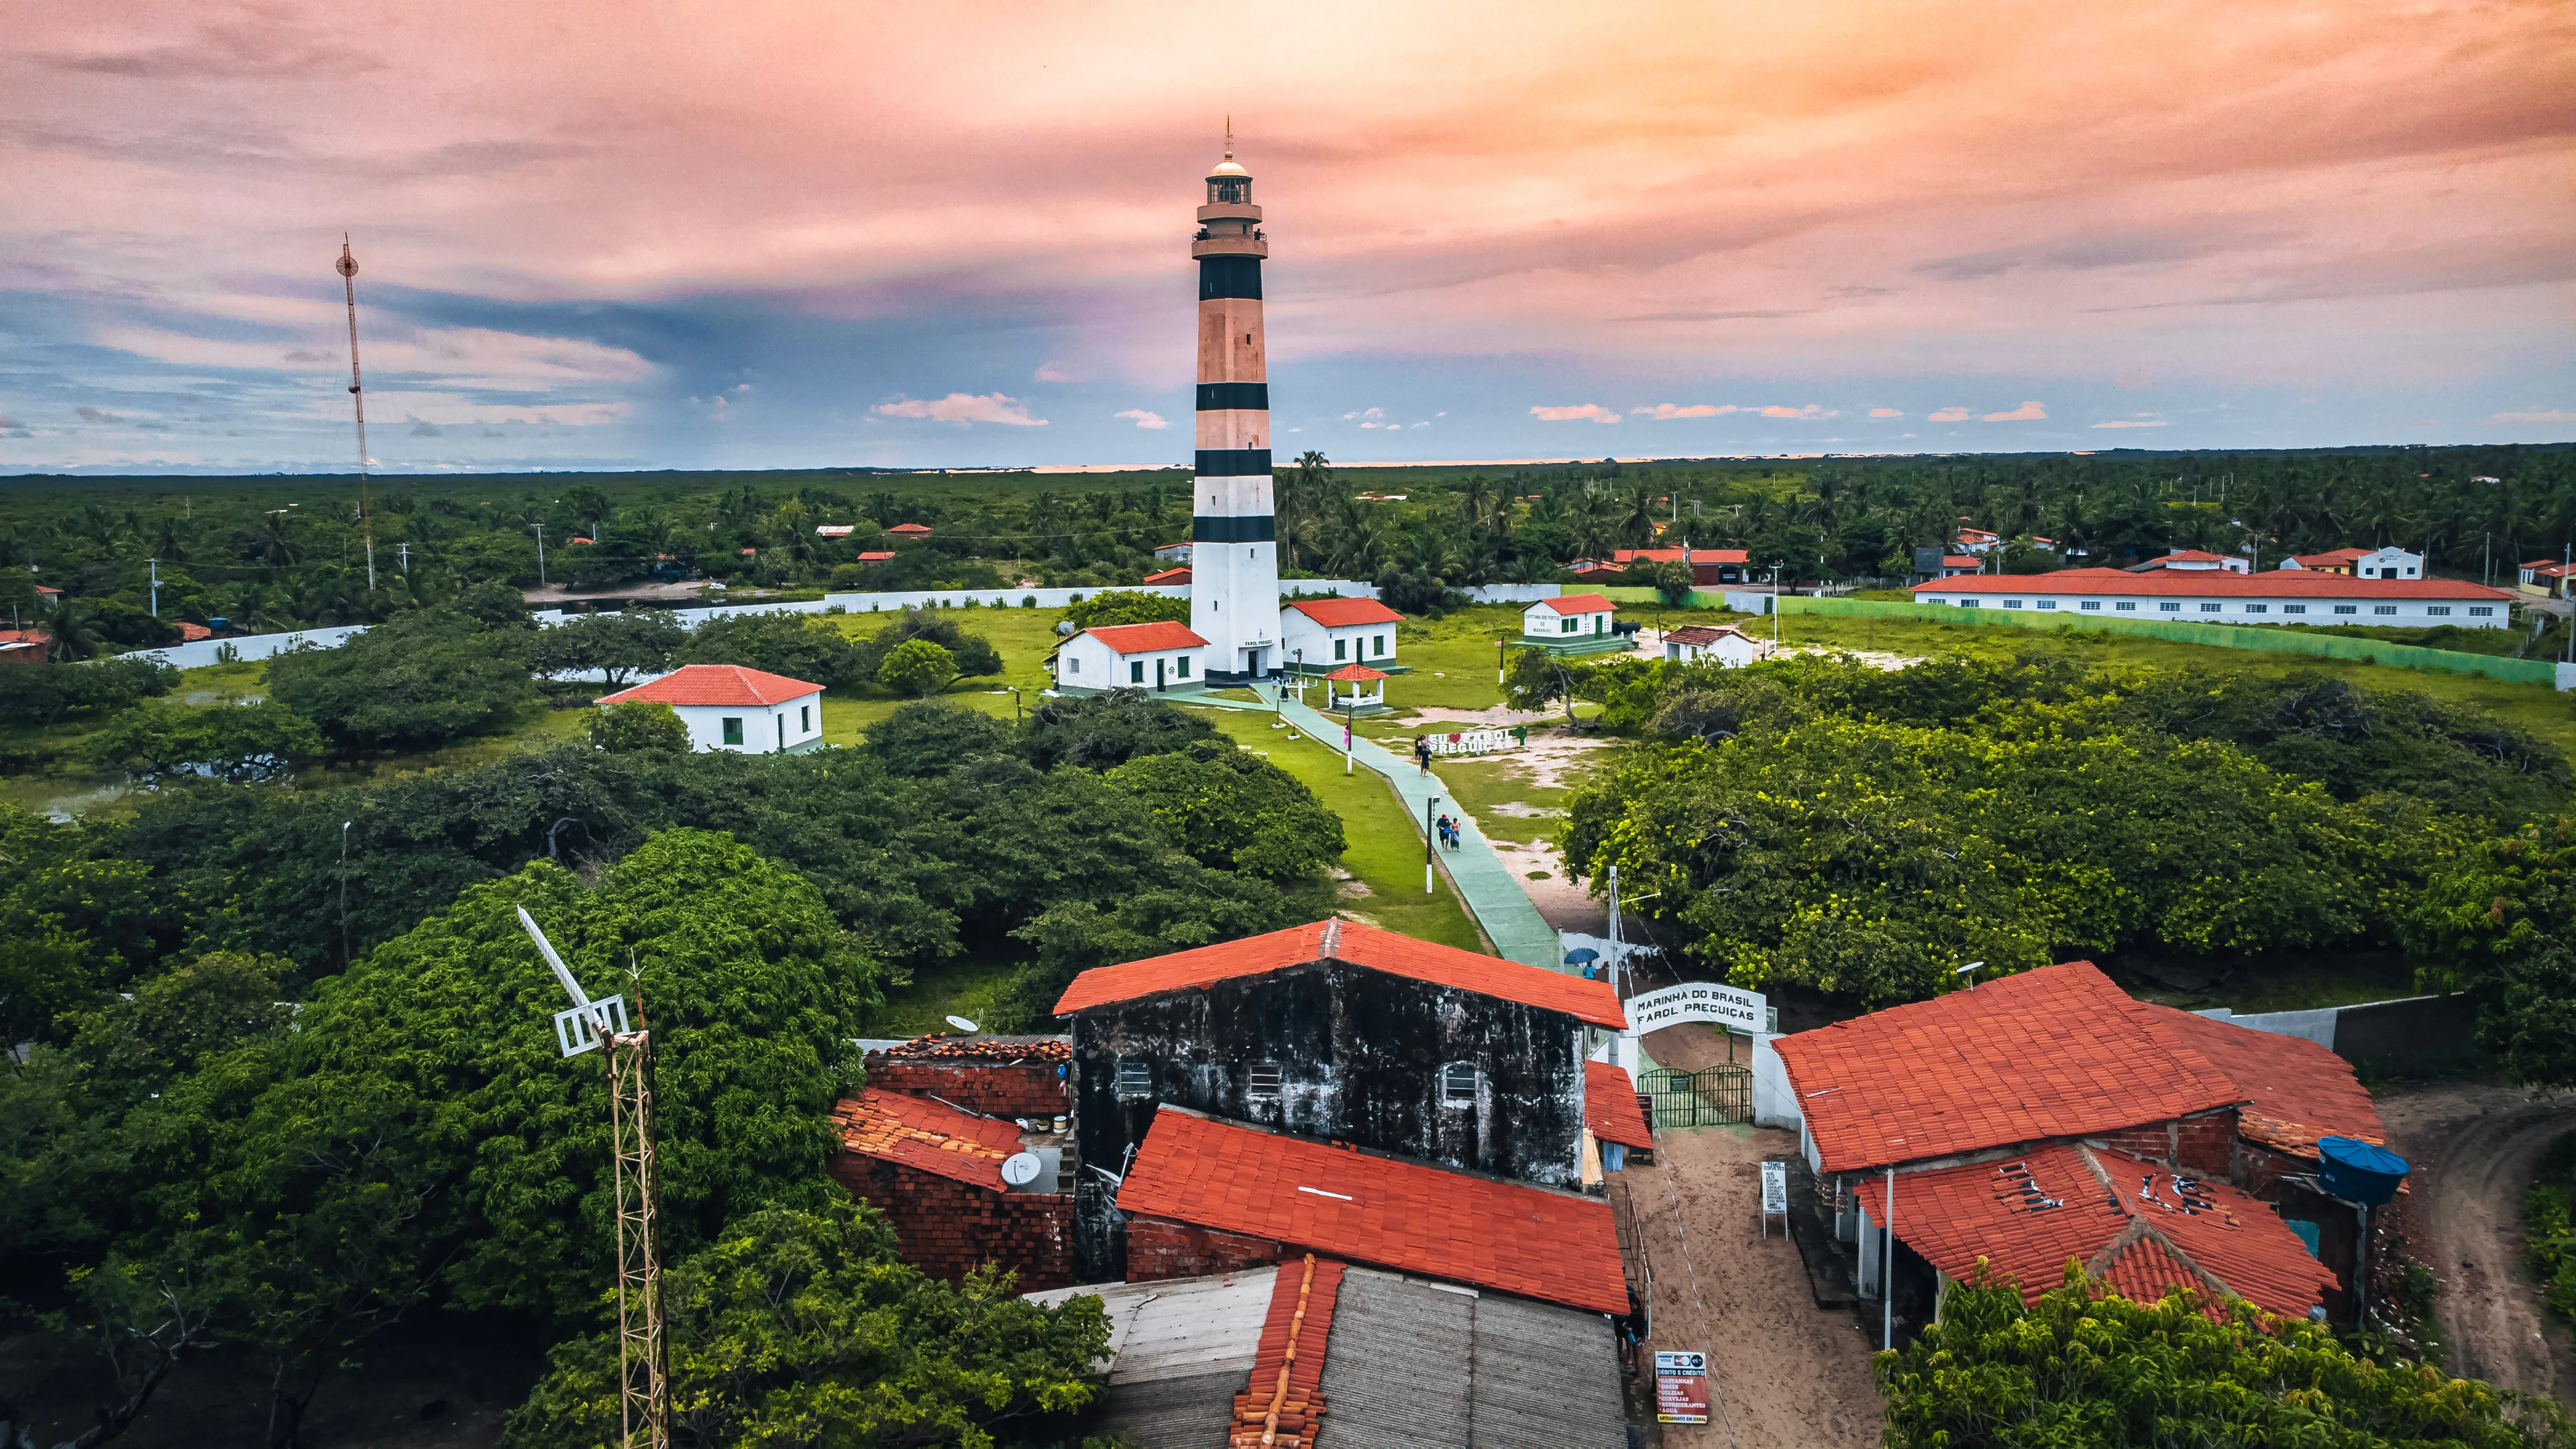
[519,907,669,1449]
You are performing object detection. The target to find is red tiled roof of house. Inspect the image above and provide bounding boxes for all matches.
[1142,566,1192,585]
[1772,962,2242,1173]
[1053,919,1628,1030]
[2291,549,2371,567]
[1941,556,1982,568]
[1322,663,1386,683]
[597,663,822,708]
[1,628,52,646]
[33,584,62,596]
[1890,1142,2336,1319]
[1912,568,2506,601]
[1228,1255,1344,1448]
[830,1087,1022,1191]
[1611,547,1751,565]
[888,523,933,535]
[857,551,897,561]
[1537,593,1617,614]
[1118,1108,1628,1313]
[1285,597,1404,627]
[1664,625,1748,647]
[2153,550,2237,564]
[175,621,212,641]
[1585,1062,1652,1150]
[1084,621,1210,654]
[2143,1006,2383,1159]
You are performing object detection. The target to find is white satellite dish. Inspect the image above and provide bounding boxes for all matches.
[1000,1152,1044,1187]
[945,1014,979,1033]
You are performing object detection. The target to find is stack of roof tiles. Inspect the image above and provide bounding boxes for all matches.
[827,1089,1073,1290]
[867,1035,1071,1120]
[882,1033,1071,1063]
[2145,1005,2384,1158]
[1226,1255,1344,1449]
[832,1088,1018,1187]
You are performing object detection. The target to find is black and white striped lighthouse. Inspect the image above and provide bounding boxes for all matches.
[1187,129,1279,682]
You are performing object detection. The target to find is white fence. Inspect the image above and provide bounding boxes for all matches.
[120,579,1562,672]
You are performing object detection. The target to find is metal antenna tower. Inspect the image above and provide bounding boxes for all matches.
[520,907,669,1449]
[337,237,377,591]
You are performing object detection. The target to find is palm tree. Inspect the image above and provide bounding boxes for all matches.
[257,512,302,570]
[43,598,101,661]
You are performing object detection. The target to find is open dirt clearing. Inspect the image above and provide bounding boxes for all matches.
[2374,1079,2576,1407]
[1618,1124,1882,1449]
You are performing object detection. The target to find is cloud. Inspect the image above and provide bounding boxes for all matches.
[2487,407,2576,425]
[1758,404,1833,419]
[75,407,121,422]
[1531,404,1621,423]
[1927,407,1971,422]
[733,382,753,393]
[1868,407,1903,418]
[1982,400,2047,421]
[407,415,443,436]
[1114,408,1169,429]
[1034,360,1080,382]
[1342,407,1385,421]
[1637,402,1734,420]
[2092,414,2168,429]
[873,392,1046,426]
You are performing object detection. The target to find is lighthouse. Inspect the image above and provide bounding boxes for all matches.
[1187,131,1279,682]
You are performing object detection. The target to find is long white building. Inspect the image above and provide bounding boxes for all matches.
[1911,568,2513,627]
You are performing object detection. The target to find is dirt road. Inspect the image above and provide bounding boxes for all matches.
[1619,1124,1882,1449]
[2374,1079,2576,1407]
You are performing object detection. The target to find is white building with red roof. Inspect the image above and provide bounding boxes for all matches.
[1518,592,1626,653]
[1913,567,2510,627]
[1051,619,1209,694]
[2282,545,2420,579]
[1277,595,1403,672]
[596,663,824,755]
[2132,548,2250,574]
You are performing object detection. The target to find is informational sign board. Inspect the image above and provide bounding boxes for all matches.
[1627,980,1768,1036]
[1419,727,1522,756]
[1654,1350,1710,1424]
[1760,1161,1788,1215]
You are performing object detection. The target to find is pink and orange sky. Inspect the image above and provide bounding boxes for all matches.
[3,1,2572,474]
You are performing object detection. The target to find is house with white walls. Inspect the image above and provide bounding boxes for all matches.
[1051,621,1210,694]
[1662,624,1766,667]
[2281,546,2422,580]
[597,663,825,755]
[1912,568,2511,628]
[1279,596,1403,674]
[2133,549,2250,574]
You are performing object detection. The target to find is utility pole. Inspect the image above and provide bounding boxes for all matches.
[533,523,548,586]
[337,237,377,592]
[1424,794,1440,895]
[148,557,160,618]
[397,541,410,576]
[1607,862,1621,991]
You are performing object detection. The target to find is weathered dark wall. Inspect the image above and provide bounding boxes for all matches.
[1064,962,1589,1275]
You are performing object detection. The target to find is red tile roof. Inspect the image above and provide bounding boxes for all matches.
[1664,625,1751,647]
[1772,962,2242,1173]
[1940,556,1982,568]
[597,663,822,708]
[1913,567,2506,601]
[1285,597,1404,627]
[1611,547,1750,565]
[1142,566,1192,585]
[857,551,896,561]
[1536,593,1617,614]
[1053,918,1629,1030]
[830,1088,1023,1190]
[1585,1062,1652,1150]
[1322,663,1386,683]
[1889,1142,2336,1318]
[2152,550,2238,564]
[175,621,212,641]
[888,523,933,535]
[1228,1255,1344,1448]
[1118,1108,1629,1313]
[2143,1006,2383,1159]
[2290,549,2370,568]
[1083,621,1210,654]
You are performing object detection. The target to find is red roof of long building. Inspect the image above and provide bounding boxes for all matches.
[1117,1108,1629,1313]
[1772,963,2243,1173]
[1889,1141,2337,1319]
[829,1088,1022,1190]
[597,663,822,708]
[1083,621,1210,654]
[1584,1062,1653,1150]
[2144,1005,2384,1159]
[1612,547,1751,565]
[1536,593,1617,614]
[1912,567,2506,600]
[1285,597,1404,627]
[1053,919,1627,1029]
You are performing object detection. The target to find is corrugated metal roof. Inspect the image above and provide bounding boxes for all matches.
[1318,1267,1627,1448]
[1025,1269,1278,1446]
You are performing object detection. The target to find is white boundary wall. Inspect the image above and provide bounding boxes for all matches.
[119,580,1560,671]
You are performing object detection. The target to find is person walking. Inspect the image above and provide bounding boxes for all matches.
[1413,736,1432,776]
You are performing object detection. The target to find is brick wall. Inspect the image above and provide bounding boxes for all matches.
[1124,1214,1283,1282]
[829,1154,1074,1291]
[2086,1110,2236,1175]
[866,1060,1068,1120]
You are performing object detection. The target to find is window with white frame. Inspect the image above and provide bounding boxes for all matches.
[2334,604,2358,615]
[2160,602,2182,612]
[2284,604,2306,614]
[2004,598,2023,609]
[2081,600,2102,610]
[1246,1063,1283,1102]
[2037,599,2056,610]
[1960,599,1978,608]
[2115,601,2137,611]
[2245,604,2267,614]
[2469,606,2495,616]
[2426,606,2452,616]
[1373,635,1387,657]
[2200,602,2222,613]
[1117,1057,1154,1098]
[2373,605,2398,616]
[1067,655,1080,672]
[1440,1062,1481,1107]
[1334,638,1348,661]
[1130,660,1145,683]
[1175,656,1191,678]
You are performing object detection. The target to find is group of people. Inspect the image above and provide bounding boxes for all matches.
[1434,812,1463,851]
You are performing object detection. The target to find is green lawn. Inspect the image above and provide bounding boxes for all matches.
[1434,755,1578,846]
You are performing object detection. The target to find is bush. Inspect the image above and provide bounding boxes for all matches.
[1374,567,1467,616]
[849,605,1001,680]
[2527,1132,2576,1325]
[1062,589,1190,630]
[1023,688,1219,771]
[586,699,689,754]
[88,700,323,784]
[265,604,536,753]
[1106,739,1346,879]
[678,610,864,690]
[0,657,177,726]
[875,638,959,698]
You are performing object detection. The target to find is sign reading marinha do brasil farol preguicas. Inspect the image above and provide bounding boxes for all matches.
[1626,980,1768,1036]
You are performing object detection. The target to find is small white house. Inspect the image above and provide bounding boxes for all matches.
[1522,594,1617,639]
[1053,620,1210,693]
[1662,624,1765,667]
[2139,549,2250,574]
[596,663,825,755]
[2279,546,2422,579]
[1279,596,1403,673]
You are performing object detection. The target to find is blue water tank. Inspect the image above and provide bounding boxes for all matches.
[2318,1136,2408,1206]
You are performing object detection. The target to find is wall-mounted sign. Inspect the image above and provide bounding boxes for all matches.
[1627,980,1768,1036]
[1655,1350,1710,1424]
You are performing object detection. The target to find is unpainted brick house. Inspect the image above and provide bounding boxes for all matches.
[827,1088,1074,1291]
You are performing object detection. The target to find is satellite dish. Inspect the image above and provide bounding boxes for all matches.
[1000,1152,1044,1187]
[945,1014,980,1034]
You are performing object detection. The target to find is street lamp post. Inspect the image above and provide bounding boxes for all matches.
[1424,793,1440,895]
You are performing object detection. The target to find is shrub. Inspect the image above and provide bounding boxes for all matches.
[587,699,690,754]
[875,638,959,698]
[265,605,536,753]
[1062,589,1187,630]
[88,700,323,784]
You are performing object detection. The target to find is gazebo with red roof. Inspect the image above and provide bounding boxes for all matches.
[596,663,825,755]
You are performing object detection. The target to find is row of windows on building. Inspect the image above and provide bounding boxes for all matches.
[718,704,814,746]
[1061,655,1193,682]
[1116,1056,1484,1106]
[1331,634,1389,661]
[1940,599,2490,619]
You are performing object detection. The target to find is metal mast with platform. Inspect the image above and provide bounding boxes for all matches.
[337,237,377,591]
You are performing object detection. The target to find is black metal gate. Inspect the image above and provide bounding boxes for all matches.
[1640,1065,1752,1128]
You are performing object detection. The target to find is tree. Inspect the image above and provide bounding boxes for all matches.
[503,1199,1113,1449]
[1106,739,1346,880]
[859,702,1019,780]
[1879,1265,2573,1448]
[530,610,684,692]
[875,638,959,698]
[2408,816,2576,1088]
[1022,689,1218,771]
[1061,589,1190,631]
[586,699,690,755]
[678,610,863,690]
[0,656,176,726]
[89,700,324,784]
[850,604,1004,679]
[1643,557,1696,606]
[265,604,535,753]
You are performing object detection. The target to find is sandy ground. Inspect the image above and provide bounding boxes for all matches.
[1619,1124,1882,1449]
[2375,1080,2576,1407]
